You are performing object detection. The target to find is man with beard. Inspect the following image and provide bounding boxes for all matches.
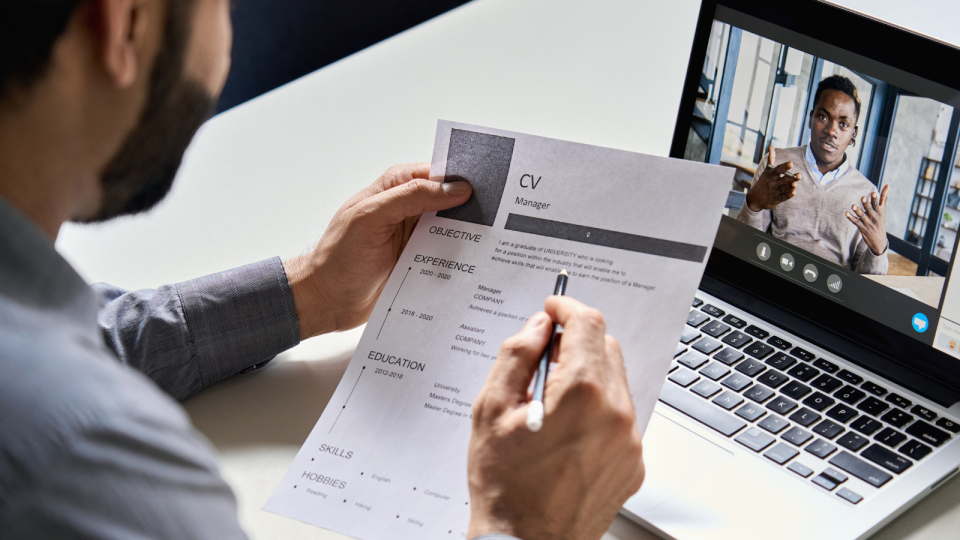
[738,75,890,275]
[0,1,643,539]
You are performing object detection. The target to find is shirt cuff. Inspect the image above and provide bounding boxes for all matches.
[471,536,523,540]
[176,257,300,386]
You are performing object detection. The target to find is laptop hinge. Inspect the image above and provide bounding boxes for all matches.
[701,274,960,408]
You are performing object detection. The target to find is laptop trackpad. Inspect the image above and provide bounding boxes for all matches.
[628,412,734,512]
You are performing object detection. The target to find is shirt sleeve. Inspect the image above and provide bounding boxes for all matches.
[472,536,524,540]
[93,257,301,401]
[852,240,889,275]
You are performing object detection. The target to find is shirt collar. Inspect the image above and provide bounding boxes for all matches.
[0,196,98,328]
[805,144,850,185]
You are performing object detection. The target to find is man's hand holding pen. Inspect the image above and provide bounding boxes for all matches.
[466,296,645,540]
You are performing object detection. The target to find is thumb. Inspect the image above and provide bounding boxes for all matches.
[353,177,472,227]
[477,313,552,419]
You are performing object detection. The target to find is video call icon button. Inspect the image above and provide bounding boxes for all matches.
[779,253,795,272]
[827,274,843,294]
[803,264,818,283]
[912,313,929,333]
[757,242,771,261]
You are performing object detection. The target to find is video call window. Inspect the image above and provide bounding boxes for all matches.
[686,20,960,310]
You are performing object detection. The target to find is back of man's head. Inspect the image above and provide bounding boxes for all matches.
[814,75,861,120]
[0,2,82,101]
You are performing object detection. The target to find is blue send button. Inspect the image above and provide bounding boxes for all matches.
[912,313,929,333]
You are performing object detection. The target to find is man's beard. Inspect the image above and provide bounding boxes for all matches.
[80,0,212,223]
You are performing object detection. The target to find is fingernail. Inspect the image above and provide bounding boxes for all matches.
[862,197,867,203]
[525,313,547,329]
[442,181,471,196]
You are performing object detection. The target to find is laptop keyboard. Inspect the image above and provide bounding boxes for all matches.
[659,293,960,505]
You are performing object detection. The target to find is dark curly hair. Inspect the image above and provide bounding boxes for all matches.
[813,74,861,119]
[0,2,81,99]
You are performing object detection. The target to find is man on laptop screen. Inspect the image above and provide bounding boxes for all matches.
[737,75,890,275]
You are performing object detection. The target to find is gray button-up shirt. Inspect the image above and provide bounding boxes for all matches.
[0,197,522,540]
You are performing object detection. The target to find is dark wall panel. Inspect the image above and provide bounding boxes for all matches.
[217,0,471,112]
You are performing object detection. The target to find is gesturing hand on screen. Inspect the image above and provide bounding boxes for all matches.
[846,185,891,256]
[466,296,645,540]
[746,146,801,212]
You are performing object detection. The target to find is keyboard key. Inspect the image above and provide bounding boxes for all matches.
[765,353,797,371]
[668,369,699,388]
[851,417,883,436]
[721,331,752,349]
[735,358,767,377]
[862,444,913,474]
[835,386,866,405]
[822,467,848,485]
[789,408,821,427]
[744,342,774,360]
[813,358,839,373]
[735,427,775,452]
[781,426,814,446]
[788,461,814,478]
[886,393,912,409]
[790,347,815,362]
[701,304,725,318]
[692,298,703,308]
[757,370,789,389]
[880,410,913,429]
[669,363,679,373]
[936,418,960,434]
[857,396,889,416]
[744,385,775,403]
[802,392,835,412]
[744,325,769,340]
[837,488,863,505]
[735,403,767,422]
[861,381,888,397]
[674,345,687,358]
[826,404,858,424]
[911,405,937,422]
[687,311,709,327]
[713,348,745,366]
[837,369,864,385]
[812,420,845,439]
[658,383,746,437]
[805,439,837,459]
[781,381,811,400]
[812,474,840,491]
[680,328,701,344]
[830,450,893,487]
[699,362,731,381]
[712,391,745,410]
[767,336,792,350]
[787,364,820,382]
[905,420,951,447]
[811,374,843,393]
[759,415,790,434]
[678,351,709,370]
[721,373,752,392]
[875,427,907,448]
[764,442,799,464]
[693,337,722,355]
[701,320,731,338]
[722,314,747,329]
[837,432,869,452]
[899,440,933,460]
[691,380,722,398]
[766,396,798,415]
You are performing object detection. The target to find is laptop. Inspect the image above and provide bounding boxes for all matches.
[620,0,960,538]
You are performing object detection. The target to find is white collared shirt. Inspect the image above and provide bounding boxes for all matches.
[805,144,849,186]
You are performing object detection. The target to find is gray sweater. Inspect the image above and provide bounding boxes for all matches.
[737,145,888,275]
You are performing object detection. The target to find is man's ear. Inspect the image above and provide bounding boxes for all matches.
[98,0,150,88]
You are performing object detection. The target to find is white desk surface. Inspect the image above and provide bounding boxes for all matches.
[55,0,960,538]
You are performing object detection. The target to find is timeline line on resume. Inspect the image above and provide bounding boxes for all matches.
[329,366,367,434]
[377,267,412,340]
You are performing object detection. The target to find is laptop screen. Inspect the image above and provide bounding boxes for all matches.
[673,3,960,360]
